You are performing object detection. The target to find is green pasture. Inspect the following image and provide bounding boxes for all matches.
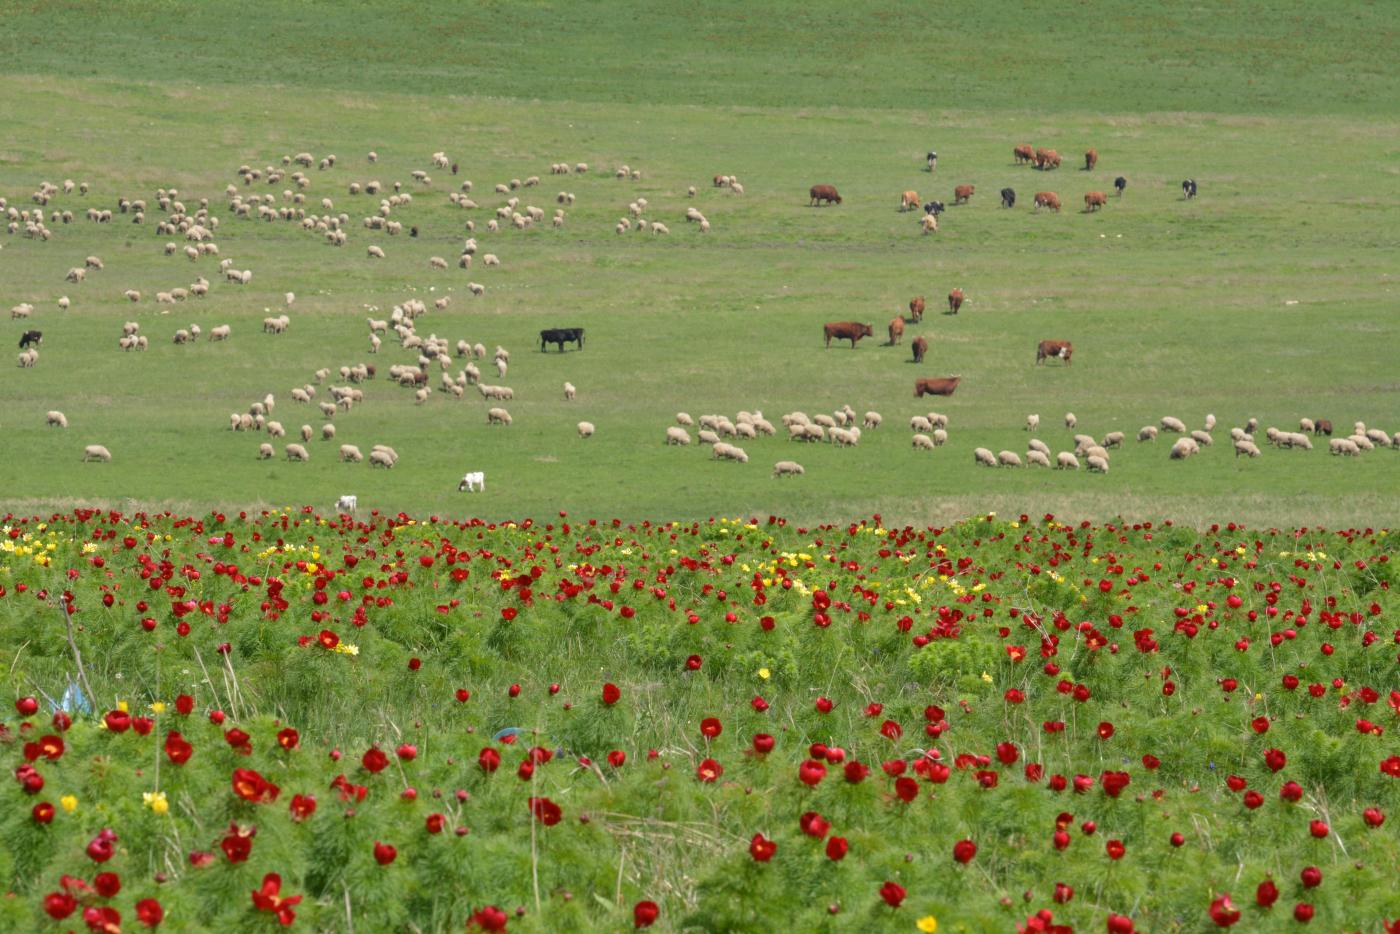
[0,0,1398,526]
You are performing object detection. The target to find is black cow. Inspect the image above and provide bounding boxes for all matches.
[923,201,945,216]
[1114,176,1127,196]
[1000,188,1016,209]
[926,151,937,171]
[540,327,585,352]
[1182,178,1197,199]
[409,226,419,238]
[18,330,42,349]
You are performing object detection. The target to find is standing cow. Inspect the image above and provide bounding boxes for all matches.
[1182,179,1198,199]
[1034,191,1061,212]
[911,335,928,364]
[1000,188,1016,208]
[953,184,975,204]
[899,191,920,212]
[823,321,873,348]
[923,200,945,216]
[947,289,965,315]
[18,330,42,349]
[1084,149,1098,171]
[1014,144,1035,165]
[926,151,937,172]
[908,296,925,322]
[1084,191,1107,212]
[1114,176,1127,196]
[1036,340,1073,365]
[888,317,904,345]
[809,185,842,206]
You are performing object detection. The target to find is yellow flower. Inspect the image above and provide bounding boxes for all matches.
[143,791,169,815]
[917,917,939,934]
[60,795,78,813]
[117,700,129,713]
[149,702,166,714]
[758,668,770,680]
[332,643,360,656]
[981,671,993,683]
[81,542,98,554]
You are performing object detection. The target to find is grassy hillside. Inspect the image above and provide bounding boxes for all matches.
[0,2,1398,526]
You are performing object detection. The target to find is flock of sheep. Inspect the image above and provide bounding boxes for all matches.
[6,146,1393,505]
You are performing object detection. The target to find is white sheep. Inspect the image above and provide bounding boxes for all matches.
[1169,437,1199,459]
[322,424,336,441]
[563,381,576,401]
[928,413,949,430]
[468,282,485,295]
[997,450,1024,468]
[1028,438,1050,456]
[910,415,933,432]
[932,429,948,446]
[285,443,310,462]
[1161,416,1186,433]
[367,245,385,258]
[1137,426,1158,442]
[482,254,500,266]
[863,411,882,429]
[266,421,285,438]
[911,434,935,450]
[666,427,692,445]
[1026,450,1051,468]
[1056,452,1080,469]
[577,421,595,438]
[1365,428,1391,447]
[1234,440,1261,458]
[1102,431,1125,448]
[1025,414,1040,432]
[368,450,395,468]
[57,296,70,310]
[698,429,721,445]
[1087,455,1110,473]
[487,407,512,426]
[1204,414,1217,431]
[772,460,805,477]
[340,444,364,463]
[82,444,112,462]
[46,410,67,428]
[210,324,231,341]
[676,412,694,427]
[651,222,669,235]
[1329,438,1360,456]
[974,447,997,467]
[257,443,274,460]
[1064,412,1077,429]
[300,425,313,442]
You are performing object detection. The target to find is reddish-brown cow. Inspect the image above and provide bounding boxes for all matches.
[888,316,904,345]
[911,335,928,364]
[1014,143,1035,165]
[914,376,961,397]
[953,184,975,204]
[908,296,925,323]
[1036,340,1073,365]
[948,288,965,314]
[1034,191,1061,212]
[1084,191,1107,211]
[1084,149,1098,171]
[823,321,873,348]
[809,184,842,206]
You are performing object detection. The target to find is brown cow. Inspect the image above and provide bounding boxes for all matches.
[1084,191,1107,211]
[947,288,965,314]
[1084,149,1098,171]
[953,184,975,204]
[823,321,873,348]
[900,190,920,212]
[1036,340,1073,365]
[809,185,842,206]
[1036,149,1061,170]
[1313,419,1332,436]
[1014,143,1035,165]
[908,296,925,323]
[1033,192,1061,212]
[888,316,904,345]
[911,335,928,364]
[914,376,961,397]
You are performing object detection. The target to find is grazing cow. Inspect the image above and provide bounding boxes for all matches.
[457,471,486,492]
[1084,191,1107,211]
[1035,148,1061,169]
[1014,144,1035,165]
[911,335,928,364]
[539,327,585,352]
[1182,178,1197,199]
[1114,176,1127,196]
[888,316,904,345]
[823,321,874,348]
[1084,149,1098,171]
[908,296,925,322]
[926,151,937,171]
[914,376,961,397]
[1000,187,1016,208]
[923,200,945,216]
[900,190,920,212]
[947,289,964,315]
[18,330,42,349]
[1313,418,1333,436]
[1036,340,1073,365]
[953,184,974,204]
[1034,191,1061,212]
[809,184,842,206]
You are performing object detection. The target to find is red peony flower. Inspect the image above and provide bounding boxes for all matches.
[1293,903,1314,923]
[86,829,117,863]
[1263,748,1286,772]
[634,901,659,928]
[231,768,280,804]
[251,872,302,926]
[164,731,193,765]
[696,758,723,782]
[685,655,702,670]
[103,710,131,733]
[1308,819,1329,838]
[749,833,777,862]
[174,694,194,715]
[799,811,830,838]
[83,906,121,932]
[93,872,121,898]
[362,747,389,773]
[529,796,562,825]
[1106,912,1136,933]
[1256,879,1279,907]
[1105,839,1125,860]
[467,905,509,931]
[43,892,77,920]
[289,794,317,821]
[752,733,775,754]
[1208,894,1241,927]
[277,728,300,750]
[1299,866,1321,888]
[602,682,621,705]
[815,696,834,713]
[700,717,723,739]
[879,881,907,908]
[825,835,848,860]
[373,841,397,865]
[953,839,977,863]
[32,801,55,823]
[894,776,919,802]
[135,898,163,928]
[1097,721,1115,739]
[221,823,256,863]
[1363,807,1385,827]
[425,813,446,834]
[798,759,827,786]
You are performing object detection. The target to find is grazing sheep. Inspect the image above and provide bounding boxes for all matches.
[1279,432,1312,450]
[932,428,948,446]
[1170,437,1199,459]
[576,421,595,438]
[1137,425,1158,442]
[266,421,285,438]
[1161,416,1186,433]
[1234,440,1261,458]
[651,222,669,235]
[772,460,805,477]
[563,381,576,401]
[1299,417,1315,433]
[1056,452,1080,469]
[912,433,935,450]
[1102,431,1125,448]
[257,443,274,460]
[1064,412,1077,429]
[487,407,512,426]
[124,289,141,302]
[910,415,933,432]
[301,425,313,442]
[1204,414,1217,431]
[468,282,485,295]
[1086,455,1109,473]
[1365,428,1391,447]
[322,424,336,441]
[1083,444,1110,462]
[1028,438,1051,456]
[85,255,104,270]
[973,447,998,467]
[1349,434,1375,452]
[927,413,949,430]
[82,444,112,462]
[666,427,692,446]
[285,443,310,462]
[1190,430,1213,446]
[1026,450,1051,468]
[57,296,70,310]
[368,450,396,468]
[1245,417,1259,434]
[676,412,694,427]
[699,429,722,445]
[340,444,364,463]
[1073,434,1097,453]
[319,401,337,419]
[1229,427,1249,442]
[863,411,882,429]
[1025,414,1040,432]
[1329,438,1360,456]
[46,410,67,428]
[997,450,1024,468]
[65,267,86,283]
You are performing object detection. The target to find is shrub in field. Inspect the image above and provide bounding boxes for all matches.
[1,509,1397,930]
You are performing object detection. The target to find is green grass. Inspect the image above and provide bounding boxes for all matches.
[1,1,1399,526]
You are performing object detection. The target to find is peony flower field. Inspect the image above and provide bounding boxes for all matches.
[2,508,1397,932]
